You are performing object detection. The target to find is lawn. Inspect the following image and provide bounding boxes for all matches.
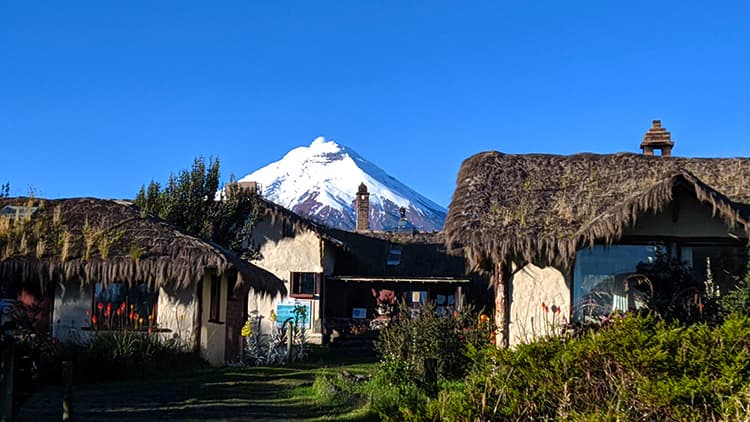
[17,347,379,422]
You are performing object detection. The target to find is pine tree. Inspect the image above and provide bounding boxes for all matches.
[134,158,260,257]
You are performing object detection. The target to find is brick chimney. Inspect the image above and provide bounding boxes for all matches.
[355,183,369,232]
[641,120,675,157]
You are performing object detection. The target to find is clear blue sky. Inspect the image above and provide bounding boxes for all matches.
[2,1,749,207]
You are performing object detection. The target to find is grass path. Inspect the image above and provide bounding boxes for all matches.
[18,351,378,421]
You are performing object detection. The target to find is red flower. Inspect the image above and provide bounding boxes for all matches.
[97,302,104,311]
[107,303,112,312]
[92,315,97,325]
[116,308,122,316]
[86,309,90,316]
[542,302,549,313]
[147,327,153,334]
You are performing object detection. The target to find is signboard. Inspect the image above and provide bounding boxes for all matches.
[276,301,312,329]
[352,308,367,319]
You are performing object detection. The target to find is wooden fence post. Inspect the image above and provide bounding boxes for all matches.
[0,340,15,422]
[62,360,73,421]
[286,320,294,363]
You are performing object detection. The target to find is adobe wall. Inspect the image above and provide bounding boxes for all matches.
[508,264,571,346]
[246,218,327,342]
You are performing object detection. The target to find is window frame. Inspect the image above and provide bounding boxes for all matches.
[290,272,321,299]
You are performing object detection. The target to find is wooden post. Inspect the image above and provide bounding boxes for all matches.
[286,320,294,363]
[424,358,437,397]
[62,360,73,421]
[0,340,15,422]
[494,262,510,348]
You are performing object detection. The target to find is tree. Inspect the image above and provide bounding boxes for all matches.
[135,157,261,258]
[0,182,9,198]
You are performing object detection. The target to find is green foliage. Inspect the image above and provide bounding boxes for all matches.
[50,331,203,383]
[720,263,750,317]
[634,250,720,323]
[431,313,750,421]
[370,303,492,420]
[0,182,8,198]
[375,302,492,382]
[134,157,262,257]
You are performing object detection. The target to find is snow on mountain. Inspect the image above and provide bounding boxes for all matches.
[238,137,446,231]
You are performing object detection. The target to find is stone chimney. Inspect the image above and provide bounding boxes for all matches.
[641,120,675,157]
[355,183,369,232]
[236,181,259,194]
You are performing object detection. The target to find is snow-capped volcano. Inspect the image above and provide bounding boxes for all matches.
[238,137,446,231]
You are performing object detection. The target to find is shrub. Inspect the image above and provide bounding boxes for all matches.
[238,307,309,366]
[720,263,750,318]
[434,313,750,421]
[375,302,491,383]
[369,303,492,420]
[49,331,202,383]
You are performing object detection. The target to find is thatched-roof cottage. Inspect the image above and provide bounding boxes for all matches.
[445,121,750,345]
[0,197,284,365]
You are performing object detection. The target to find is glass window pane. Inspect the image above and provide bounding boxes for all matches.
[573,245,662,321]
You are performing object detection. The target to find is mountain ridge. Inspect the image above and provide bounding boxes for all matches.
[238,137,446,231]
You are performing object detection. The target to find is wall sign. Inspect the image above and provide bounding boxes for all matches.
[352,308,367,319]
[276,301,312,329]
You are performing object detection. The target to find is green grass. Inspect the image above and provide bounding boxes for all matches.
[19,345,379,421]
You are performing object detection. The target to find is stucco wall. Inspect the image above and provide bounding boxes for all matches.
[157,286,196,344]
[508,264,571,346]
[623,193,737,238]
[247,218,328,341]
[200,273,228,366]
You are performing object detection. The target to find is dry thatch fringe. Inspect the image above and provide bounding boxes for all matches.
[445,152,750,277]
[0,197,285,297]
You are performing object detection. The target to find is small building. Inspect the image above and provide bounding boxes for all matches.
[245,186,483,343]
[445,121,750,346]
[0,197,284,365]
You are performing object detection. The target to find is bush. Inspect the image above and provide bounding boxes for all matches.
[375,302,491,383]
[720,263,750,318]
[49,331,202,383]
[434,313,750,421]
[369,303,492,420]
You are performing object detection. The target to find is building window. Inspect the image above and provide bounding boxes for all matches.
[386,245,402,266]
[290,272,320,298]
[90,283,157,330]
[209,275,222,322]
[572,244,662,322]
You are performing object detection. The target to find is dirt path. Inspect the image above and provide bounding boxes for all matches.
[17,366,373,421]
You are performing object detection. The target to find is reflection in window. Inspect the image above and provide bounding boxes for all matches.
[91,283,158,330]
[573,245,662,321]
[680,246,746,294]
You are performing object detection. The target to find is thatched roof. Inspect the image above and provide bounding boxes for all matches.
[445,152,750,271]
[0,197,285,295]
